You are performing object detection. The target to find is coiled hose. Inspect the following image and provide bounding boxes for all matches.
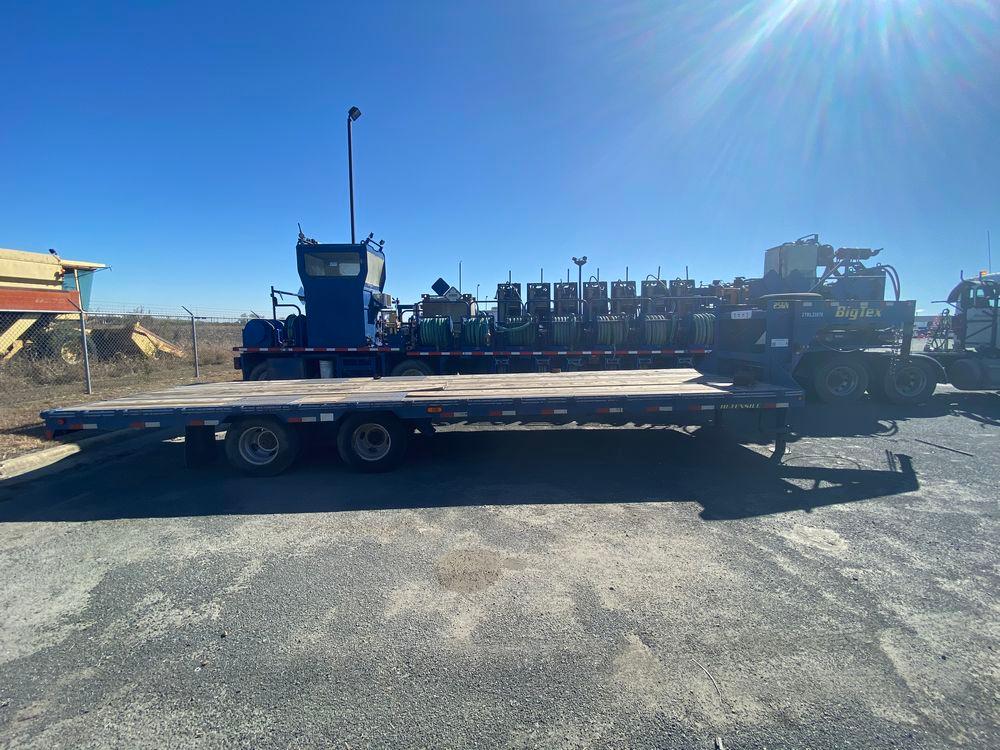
[596,316,629,348]
[418,316,454,349]
[641,315,679,346]
[461,315,491,348]
[689,313,715,347]
[550,316,580,348]
[496,316,536,347]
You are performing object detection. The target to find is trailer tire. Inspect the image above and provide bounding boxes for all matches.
[224,418,300,476]
[337,413,408,472]
[390,360,434,377]
[812,355,869,403]
[874,358,937,405]
[248,362,277,381]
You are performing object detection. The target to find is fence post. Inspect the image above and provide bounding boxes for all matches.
[182,306,200,379]
[78,308,93,395]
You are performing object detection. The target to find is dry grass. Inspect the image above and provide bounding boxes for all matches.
[0,315,248,461]
[0,362,240,461]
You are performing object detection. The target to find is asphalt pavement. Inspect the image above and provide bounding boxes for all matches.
[0,388,997,749]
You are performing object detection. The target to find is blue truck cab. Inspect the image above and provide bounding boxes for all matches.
[295,240,387,348]
[239,237,389,379]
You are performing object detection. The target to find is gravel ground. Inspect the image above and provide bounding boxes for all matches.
[0,388,997,749]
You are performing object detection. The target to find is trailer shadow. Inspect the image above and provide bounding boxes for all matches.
[792,389,1000,437]
[0,425,918,524]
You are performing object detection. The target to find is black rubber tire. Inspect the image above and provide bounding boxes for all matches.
[248,362,277,381]
[389,360,434,377]
[224,418,300,476]
[947,358,983,390]
[875,358,937,405]
[811,355,869,403]
[33,327,95,364]
[336,413,408,472]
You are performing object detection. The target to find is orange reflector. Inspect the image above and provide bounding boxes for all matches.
[426,406,443,413]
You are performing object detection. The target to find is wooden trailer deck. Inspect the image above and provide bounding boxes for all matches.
[43,368,802,421]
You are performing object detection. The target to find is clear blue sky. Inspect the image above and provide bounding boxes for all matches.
[2,1,997,316]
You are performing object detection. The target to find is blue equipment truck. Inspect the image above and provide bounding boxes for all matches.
[236,231,717,383]
[42,367,803,476]
[235,232,940,405]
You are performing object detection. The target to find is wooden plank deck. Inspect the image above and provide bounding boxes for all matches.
[46,369,793,415]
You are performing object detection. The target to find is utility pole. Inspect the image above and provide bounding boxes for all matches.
[572,256,588,315]
[347,106,362,243]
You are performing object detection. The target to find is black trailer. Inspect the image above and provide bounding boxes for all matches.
[42,369,804,476]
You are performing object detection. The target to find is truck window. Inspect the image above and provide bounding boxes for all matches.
[303,252,361,278]
[365,252,385,287]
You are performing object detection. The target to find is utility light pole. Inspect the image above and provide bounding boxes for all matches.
[572,256,588,315]
[347,106,362,243]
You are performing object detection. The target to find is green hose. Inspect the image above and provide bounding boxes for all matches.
[461,315,491,348]
[496,316,536,347]
[419,316,454,349]
[688,313,715,347]
[596,316,629,348]
[641,315,679,346]
[550,316,580,348]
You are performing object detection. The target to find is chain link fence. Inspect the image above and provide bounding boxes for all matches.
[1,307,247,460]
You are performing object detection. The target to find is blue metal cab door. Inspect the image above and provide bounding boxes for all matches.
[297,243,367,348]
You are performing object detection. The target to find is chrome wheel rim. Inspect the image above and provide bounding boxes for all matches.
[825,365,860,397]
[351,423,391,462]
[238,427,279,465]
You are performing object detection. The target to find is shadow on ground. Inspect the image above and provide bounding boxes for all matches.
[791,389,1000,438]
[0,420,919,523]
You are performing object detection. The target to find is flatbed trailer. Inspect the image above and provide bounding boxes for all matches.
[41,368,804,476]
